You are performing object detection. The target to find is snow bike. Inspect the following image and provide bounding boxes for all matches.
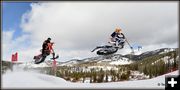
[91,37,125,55]
[33,43,59,64]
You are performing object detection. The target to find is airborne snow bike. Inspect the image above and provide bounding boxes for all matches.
[91,37,125,55]
[33,43,59,64]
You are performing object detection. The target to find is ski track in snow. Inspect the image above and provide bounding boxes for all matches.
[2,68,178,89]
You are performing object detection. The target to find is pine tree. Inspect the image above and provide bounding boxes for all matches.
[173,52,177,69]
[105,74,108,82]
[82,74,85,83]
[159,60,165,75]
[93,72,97,83]
[90,76,93,83]
[99,68,104,82]
[56,70,62,77]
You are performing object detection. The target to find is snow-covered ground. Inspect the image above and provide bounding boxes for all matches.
[19,61,51,68]
[2,67,178,89]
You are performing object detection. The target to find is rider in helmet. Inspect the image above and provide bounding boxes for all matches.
[109,27,126,48]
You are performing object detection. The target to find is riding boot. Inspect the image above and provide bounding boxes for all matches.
[52,53,55,59]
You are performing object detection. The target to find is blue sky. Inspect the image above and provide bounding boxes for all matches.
[2,2,31,39]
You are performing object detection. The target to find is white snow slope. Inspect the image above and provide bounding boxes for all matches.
[2,69,178,89]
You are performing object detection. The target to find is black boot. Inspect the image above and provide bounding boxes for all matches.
[52,53,55,58]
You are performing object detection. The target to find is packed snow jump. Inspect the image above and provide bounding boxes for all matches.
[33,38,59,64]
[92,27,134,55]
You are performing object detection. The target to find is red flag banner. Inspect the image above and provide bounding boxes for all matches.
[11,54,15,62]
[11,52,18,63]
[15,52,18,61]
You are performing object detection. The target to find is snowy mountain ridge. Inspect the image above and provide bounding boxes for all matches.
[59,48,177,66]
[60,54,132,66]
[124,48,177,61]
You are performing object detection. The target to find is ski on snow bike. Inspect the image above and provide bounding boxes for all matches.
[91,37,125,55]
[33,43,59,64]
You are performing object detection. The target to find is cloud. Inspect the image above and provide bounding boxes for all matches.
[3,2,178,62]
[3,30,14,61]
[2,29,39,62]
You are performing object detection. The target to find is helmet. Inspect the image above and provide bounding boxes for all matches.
[115,27,121,32]
[47,37,51,41]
